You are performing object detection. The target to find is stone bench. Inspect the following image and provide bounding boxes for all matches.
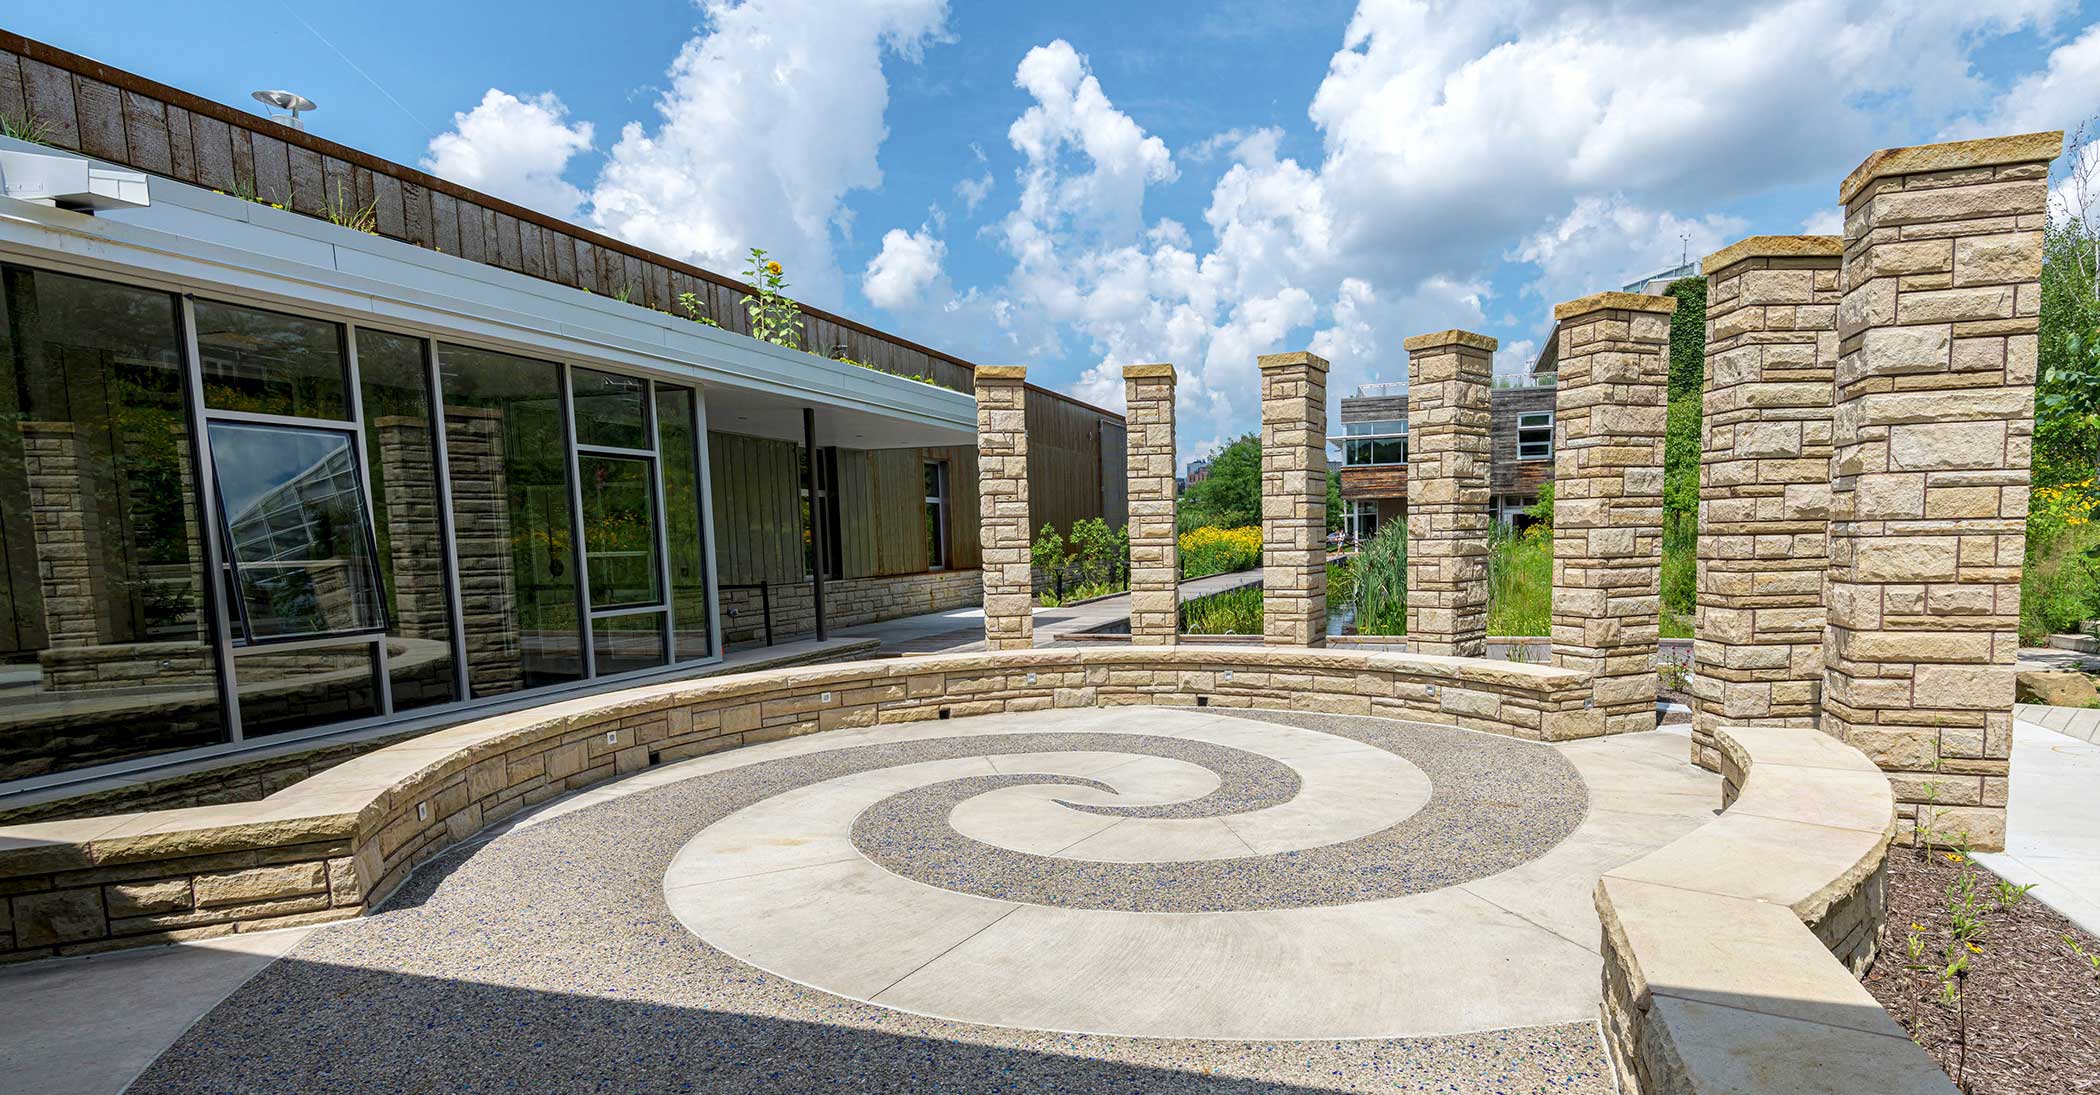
[1596,724,1957,1094]
[0,645,1592,961]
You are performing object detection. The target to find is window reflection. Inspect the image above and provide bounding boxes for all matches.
[593,611,666,675]
[0,266,228,780]
[208,423,386,642]
[194,301,349,420]
[571,367,649,450]
[580,454,661,610]
[357,330,458,711]
[655,386,711,661]
[438,344,583,694]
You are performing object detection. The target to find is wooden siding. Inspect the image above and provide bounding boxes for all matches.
[1335,387,1555,502]
[709,433,983,588]
[707,432,805,585]
[1025,396,1121,537]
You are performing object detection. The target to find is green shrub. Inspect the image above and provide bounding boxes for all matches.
[1179,525,1262,578]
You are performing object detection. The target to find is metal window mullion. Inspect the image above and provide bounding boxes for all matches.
[691,389,722,663]
[179,295,245,743]
[199,408,360,430]
[342,322,393,716]
[423,338,472,703]
[560,363,596,679]
[574,442,656,459]
[645,379,675,662]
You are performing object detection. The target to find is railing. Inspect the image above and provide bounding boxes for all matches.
[1492,371,1557,390]
[1350,382,1408,399]
[717,581,775,646]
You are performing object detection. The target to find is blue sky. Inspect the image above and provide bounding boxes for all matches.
[13,1,2100,466]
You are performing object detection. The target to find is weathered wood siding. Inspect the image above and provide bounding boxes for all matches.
[1026,396,1125,537]
[1489,387,1554,497]
[709,433,982,587]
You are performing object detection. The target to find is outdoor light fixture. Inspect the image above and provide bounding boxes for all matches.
[252,89,317,130]
[0,147,150,211]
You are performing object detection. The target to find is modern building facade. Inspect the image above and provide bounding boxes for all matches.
[1333,377,1555,539]
[0,33,1124,796]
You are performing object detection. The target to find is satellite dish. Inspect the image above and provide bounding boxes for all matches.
[251,90,316,130]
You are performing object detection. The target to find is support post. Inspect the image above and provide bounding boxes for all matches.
[1257,351,1329,646]
[1550,292,1672,736]
[975,366,1033,650]
[1691,236,1842,771]
[803,406,827,643]
[1123,364,1179,645]
[1825,131,2061,851]
[1404,330,1495,657]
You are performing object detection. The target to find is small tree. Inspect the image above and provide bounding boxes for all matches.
[1179,433,1262,531]
[1030,523,1067,577]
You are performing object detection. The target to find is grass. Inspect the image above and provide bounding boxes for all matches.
[1180,585,1263,634]
[1348,522,1407,636]
[1487,527,1553,636]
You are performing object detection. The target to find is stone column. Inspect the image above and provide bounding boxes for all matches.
[1691,237,1843,772]
[1550,293,1672,736]
[1404,330,1495,657]
[1257,351,1329,646]
[1123,364,1179,645]
[1825,131,2060,852]
[975,365,1033,650]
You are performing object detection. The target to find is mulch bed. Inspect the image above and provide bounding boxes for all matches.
[1862,849,2100,1094]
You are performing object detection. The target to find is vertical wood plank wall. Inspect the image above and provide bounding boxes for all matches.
[709,433,984,585]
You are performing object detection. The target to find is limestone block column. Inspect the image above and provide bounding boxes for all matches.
[1550,293,1672,736]
[1691,237,1843,772]
[975,365,1034,650]
[1123,364,1179,645]
[1257,352,1329,646]
[1404,330,1495,657]
[1826,131,2060,851]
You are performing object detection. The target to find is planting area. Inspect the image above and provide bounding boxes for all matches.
[1863,849,2100,1094]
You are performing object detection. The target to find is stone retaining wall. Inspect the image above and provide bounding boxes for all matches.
[716,569,982,647]
[1595,724,1954,1094]
[0,646,1588,961]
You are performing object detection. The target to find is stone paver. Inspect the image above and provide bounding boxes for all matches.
[1975,718,2100,935]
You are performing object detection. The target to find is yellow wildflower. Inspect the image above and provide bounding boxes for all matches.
[766,260,783,276]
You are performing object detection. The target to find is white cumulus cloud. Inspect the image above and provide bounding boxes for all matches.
[422,90,593,219]
[862,226,948,309]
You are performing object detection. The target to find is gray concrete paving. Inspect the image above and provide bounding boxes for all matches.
[1975,718,2100,936]
[0,926,313,1095]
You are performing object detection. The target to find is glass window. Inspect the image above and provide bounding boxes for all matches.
[1518,411,1553,460]
[232,642,380,738]
[207,422,386,642]
[357,329,457,711]
[0,266,229,778]
[438,344,582,694]
[593,610,667,675]
[194,301,349,420]
[655,385,711,661]
[924,461,948,570]
[579,454,661,610]
[570,367,649,450]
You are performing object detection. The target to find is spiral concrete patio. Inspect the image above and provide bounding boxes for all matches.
[43,705,1717,1094]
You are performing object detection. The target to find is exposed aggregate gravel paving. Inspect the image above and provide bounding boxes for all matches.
[130,708,1613,1094]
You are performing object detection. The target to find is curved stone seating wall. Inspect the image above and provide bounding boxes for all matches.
[0,646,1589,961]
[1596,724,1955,1094]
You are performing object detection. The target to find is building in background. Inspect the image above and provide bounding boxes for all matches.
[1332,375,1555,541]
[0,33,1123,798]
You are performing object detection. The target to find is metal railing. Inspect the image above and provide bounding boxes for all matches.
[717,580,776,646]
[1492,371,1557,390]
[1350,381,1408,400]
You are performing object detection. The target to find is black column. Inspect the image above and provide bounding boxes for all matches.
[803,406,828,642]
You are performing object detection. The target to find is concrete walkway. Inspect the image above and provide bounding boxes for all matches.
[1975,717,2100,936]
[831,567,1264,654]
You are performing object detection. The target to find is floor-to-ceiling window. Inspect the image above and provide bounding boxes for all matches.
[437,344,584,695]
[0,260,718,789]
[0,266,229,780]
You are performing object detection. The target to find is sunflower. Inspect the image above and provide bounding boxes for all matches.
[766,260,783,277]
